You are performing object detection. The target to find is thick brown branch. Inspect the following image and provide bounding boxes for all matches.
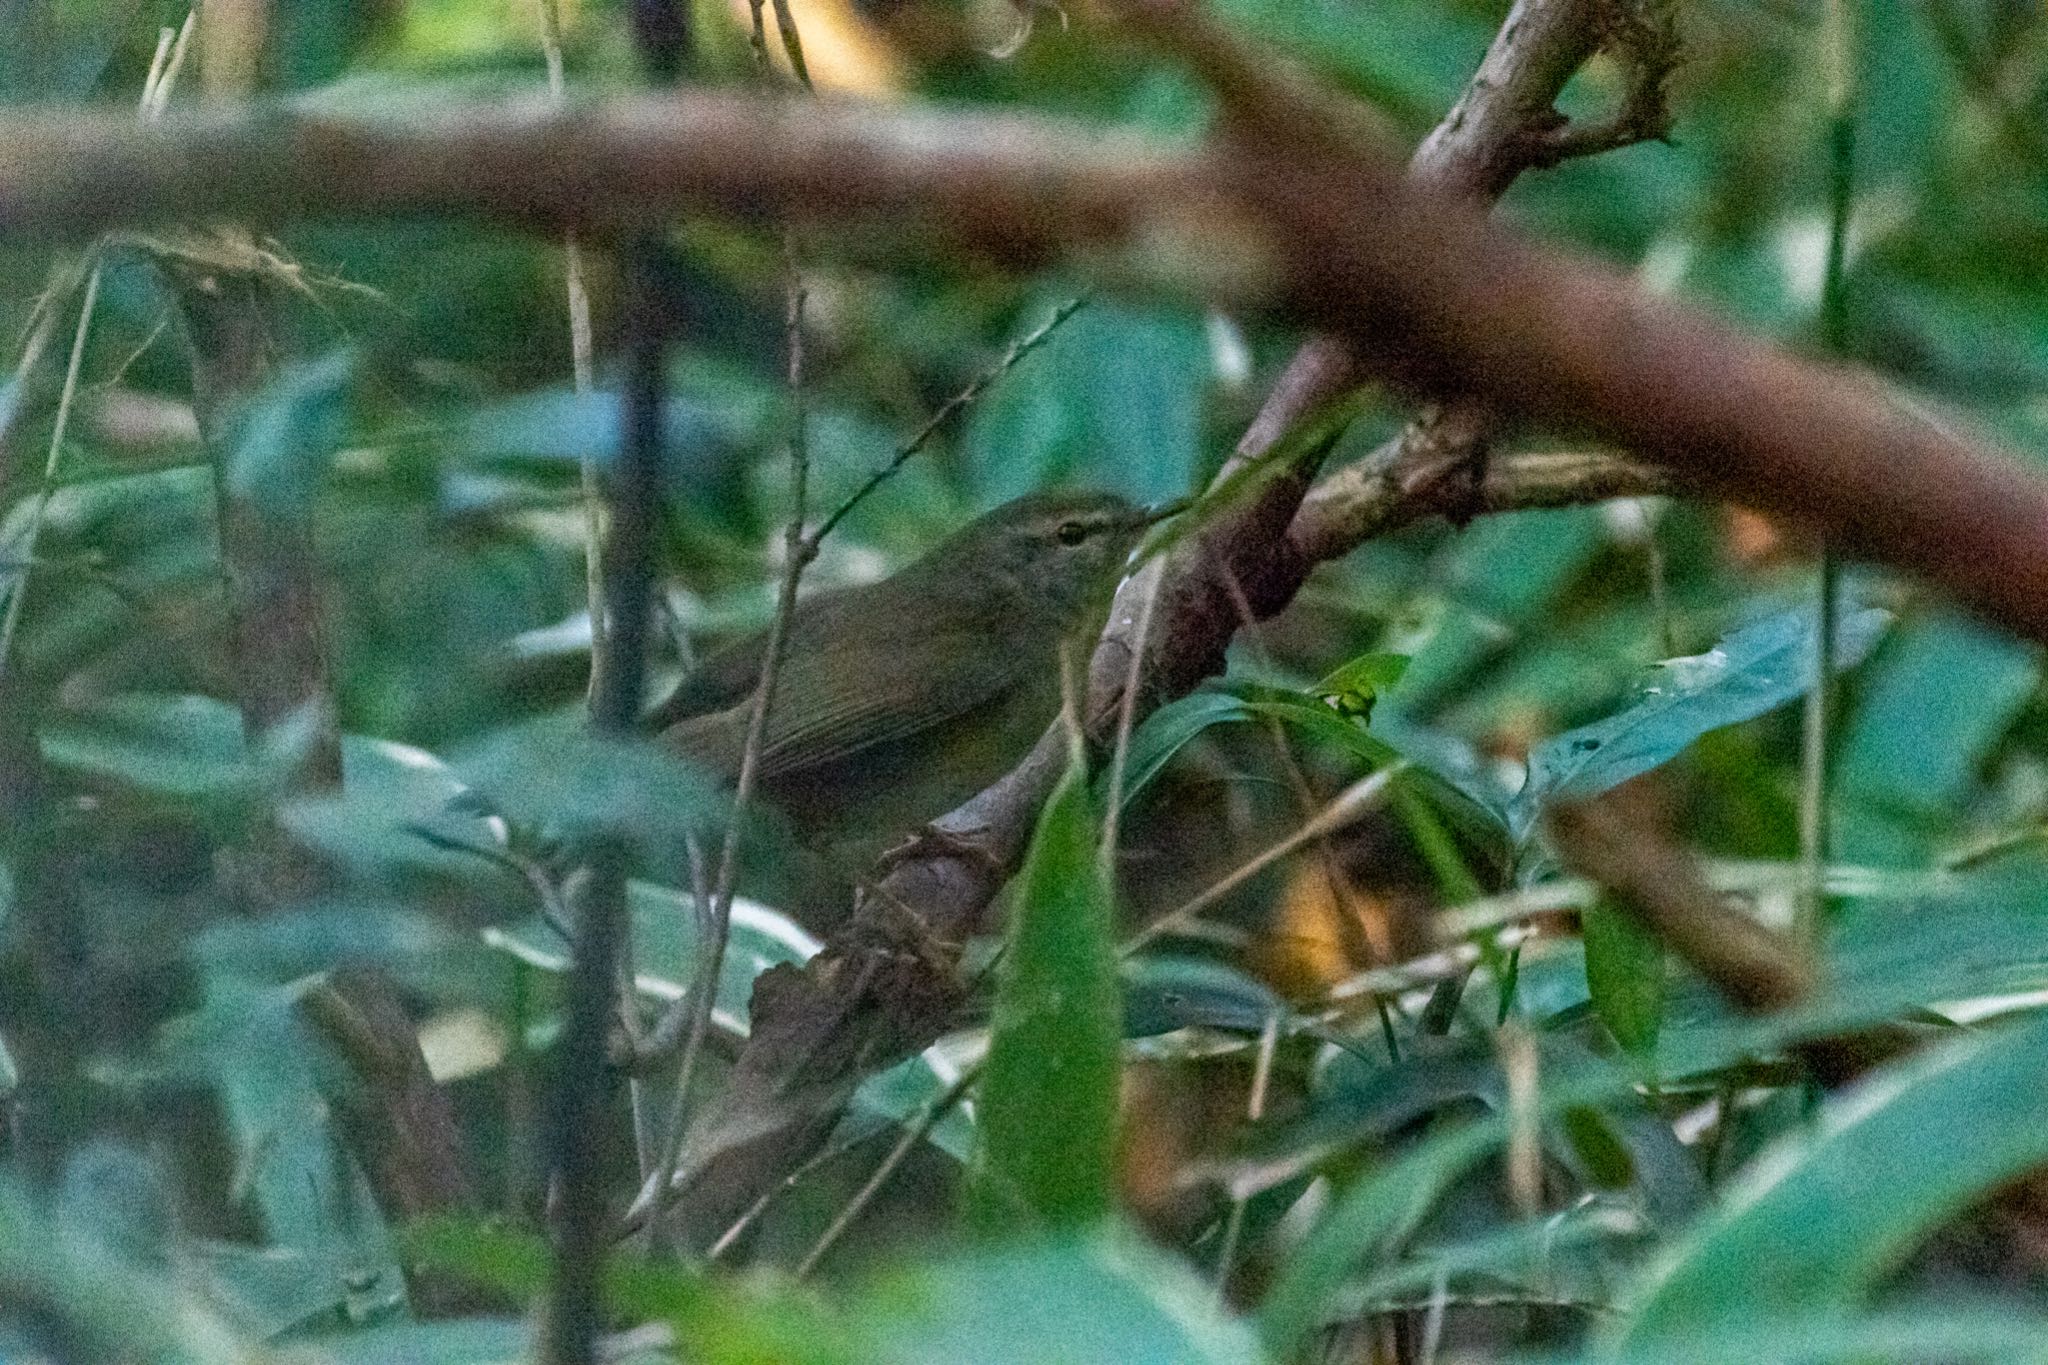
[1547,780,1917,1088]
[7,100,2047,649]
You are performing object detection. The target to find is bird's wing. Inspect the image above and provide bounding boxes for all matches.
[748,626,1026,777]
[658,620,1030,781]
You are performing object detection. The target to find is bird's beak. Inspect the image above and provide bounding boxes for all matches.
[1137,495,1193,527]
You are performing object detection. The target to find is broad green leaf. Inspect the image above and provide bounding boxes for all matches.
[450,720,727,857]
[282,734,505,883]
[0,1178,251,1364]
[489,881,973,1157]
[1513,606,1893,839]
[971,755,1121,1233]
[1555,1310,2048,1364]
[225,351,355,520]
[487,881,819,1039]
[298,1318,529,1365]
[448,385,729,483]
[39,692,250,800]
[1113,690,1254,809]
[405,1216,845,1365]
[1122,955,1285,1038]
[1583,899,1666,1059]
[130,974,404,1326]
[1618,1010,2048,1345]
[1388,508,1610,717]
[968,299,1208,506]
[862,1234,1261,1365]
[1836,609,2038,864]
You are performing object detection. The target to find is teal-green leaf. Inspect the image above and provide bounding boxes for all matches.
[862,1233,1261,1365]
[1259,1119,1505,1357]
[225,351,356,521]
[1514,606,1892,840]
[1836,609,2038,833]
[1616,1010,2048,1346]
[971,754,1121,1234]
[450,720,727,856]
[39,692,250,800]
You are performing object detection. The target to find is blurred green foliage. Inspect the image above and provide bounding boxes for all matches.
[0,0,2046,1359]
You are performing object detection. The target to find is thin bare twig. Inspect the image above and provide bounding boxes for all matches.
[535,0,609,708]
[1122,767,1400,957]
[1099,557,1164,865]
[1211,1009,1280,1299]
[1799,0,1858,939]
[542,241,669,1364]
[809,293,1090,549]
[641,0,818,1235]
[794,1064,978,1278]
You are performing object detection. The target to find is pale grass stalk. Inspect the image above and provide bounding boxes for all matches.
[0,17,192,684]
[1211,1008,1281,1299]
[533,0,608,704]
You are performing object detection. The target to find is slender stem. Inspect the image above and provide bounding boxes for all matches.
[1211,1009,1280,1300]
[809,294,1088,548]
[794,1064,978,1278]
[536,0,609,708]
[1799,0,1857,940]
[0,16,191,688]
[0,268,98,690]
[1121,767,1399,956]
[1100,559,1164,866]
[1641,501,1676,658]
[146,12,199,120]
[541,241,668,1365]
[635,0,822,1241]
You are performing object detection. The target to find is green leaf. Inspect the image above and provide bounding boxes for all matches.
[405,1216,846,1364]
[39,692,251,800]
[488,880,817,1037]
[967,300,1208,506]
[1314,651,1410,719]
[1617,1010,2048,1346]
[1835,609,2039,864]
[1514,606,1893,840]
[1112,691,1254,809]
[1567,1310,2048,1364]
[861,1233,1261,1365]
[971,755,1121,1233]
[225,351,356,521]
[281,734,508,886]
[297,1318,530,1365]
[1260,1119,1507,1356]
[1122,955,1284,1038]
[130,974,404,1325]
[1582,899,1666,1059]
[450,720,727,857]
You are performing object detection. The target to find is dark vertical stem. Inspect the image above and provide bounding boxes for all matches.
[541,257,666,1362]
[543,7,688,1360]
[1800,5,1857,937]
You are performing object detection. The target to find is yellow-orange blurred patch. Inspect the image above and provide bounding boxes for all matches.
[729,0,908,96]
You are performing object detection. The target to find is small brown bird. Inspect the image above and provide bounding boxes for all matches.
[650,490,1160,857]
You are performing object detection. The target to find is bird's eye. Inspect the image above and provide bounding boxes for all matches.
[1056,520,1089,546]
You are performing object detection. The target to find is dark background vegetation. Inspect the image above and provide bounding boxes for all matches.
[2,0,2048,1360]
